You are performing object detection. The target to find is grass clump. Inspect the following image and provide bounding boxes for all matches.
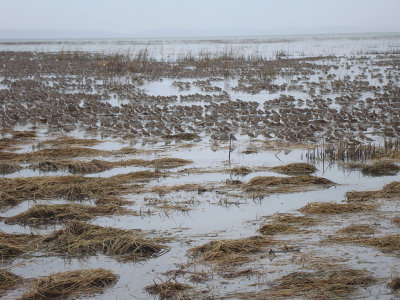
[37,137,102,148]
[393,216,400,225]
[12,131,37,139]
[0,269,22,291]
[188,236,272,264]
[271,163,317,175]
[259,223,299,235]
[360,235,400,253]
[0,171,160,207]
[361,160,400,176]
[0,232,39,259]
[5,203,133,225]
[34,159,113,174]
[271,213,317,226]
[0,162,22,175]
[388,277,400,290]
[41,221,168,260]
[267,269,376,299]
[21,268,118,300]
[346,181,400,202]
[337,224,375,235]
[244,175,332,192]
[230,166,252,176]
[299,202,374,214]
[145,280,192,299]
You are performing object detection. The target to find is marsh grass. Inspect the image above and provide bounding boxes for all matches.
[271,163,317,175]
[145,280,191,299]
[0,269,22,291]
[5,203,134,225]
[299,202,375,214]
[266,269,376,299]
[346,181,400,202]
[361,160,400,176]
[244,175,332,192]
[0,232,39,259]
[337,224,375,235]
[21,268,118,300]
[188,236,273,265]
[0,171,160,207]
[41,221,168,260]
[259,223,300,235]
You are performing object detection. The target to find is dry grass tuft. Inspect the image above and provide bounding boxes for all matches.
[337,224,375,235]
[259,223,299,235]
[12,131,37,139]
[361,160,400,176]
[388,277,400,290]
[244,175,332,192]
[0,162,22,175]
[271,163,317,175]
[188,236,272,264]
[267,269,376,299]
[346,181,400,202]
[41,221,168,260]
[0,231,39,259]
[271,213,317,226]
[299,202,374,214]
[5,203,134,225]
[38,137,102,148]
[0,171,160,207]
[21,268,118,300]
[145,281,191,299]
[230,166,252,176]
[393,216,400,226]
[360,235,400,253]
[0,269,22,290]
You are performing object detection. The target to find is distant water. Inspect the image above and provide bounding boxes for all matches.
[0,32,399,60]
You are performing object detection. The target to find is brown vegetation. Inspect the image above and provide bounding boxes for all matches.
[145,281,191,299]
[361,160,400,176]
[41,221,168,260]
[21,268,118,299]
[0,269,22,291]
[271,163,317,175]
[299,202,375,214]
[188,235,272,264]
[5,203,134,225]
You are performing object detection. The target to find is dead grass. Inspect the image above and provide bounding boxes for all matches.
[271,213,317,226]
[346,181,400,202]
[259,223,300,235]
[145,281,191,299]
[5,203,134,225]
[41,221,168,260]
[230,166,252,176]
[21,268,118,300]
[299,202,375,214]
[162,133,199,140]
[0,171,160,207]
[12,131,37,139]
[360,235,400,253]
[244,175,332,192]
[266,269,376,299]
[0,162,22,175]
[33,157,191,174]
[361,160,400,176]
[393,216,400,225]
[388,277,400,290]
[0,231,39,259]
[337,224,375,235]
[188,235,273,264]
[0,269,22,291]
[271,163,317,175]
[37,137,102,148]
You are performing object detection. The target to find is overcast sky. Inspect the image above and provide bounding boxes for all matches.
[1,0,400,37]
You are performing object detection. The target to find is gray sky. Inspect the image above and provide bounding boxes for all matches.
[1,0,400,37]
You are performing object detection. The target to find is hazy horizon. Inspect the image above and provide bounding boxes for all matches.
[1,0,400,39]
